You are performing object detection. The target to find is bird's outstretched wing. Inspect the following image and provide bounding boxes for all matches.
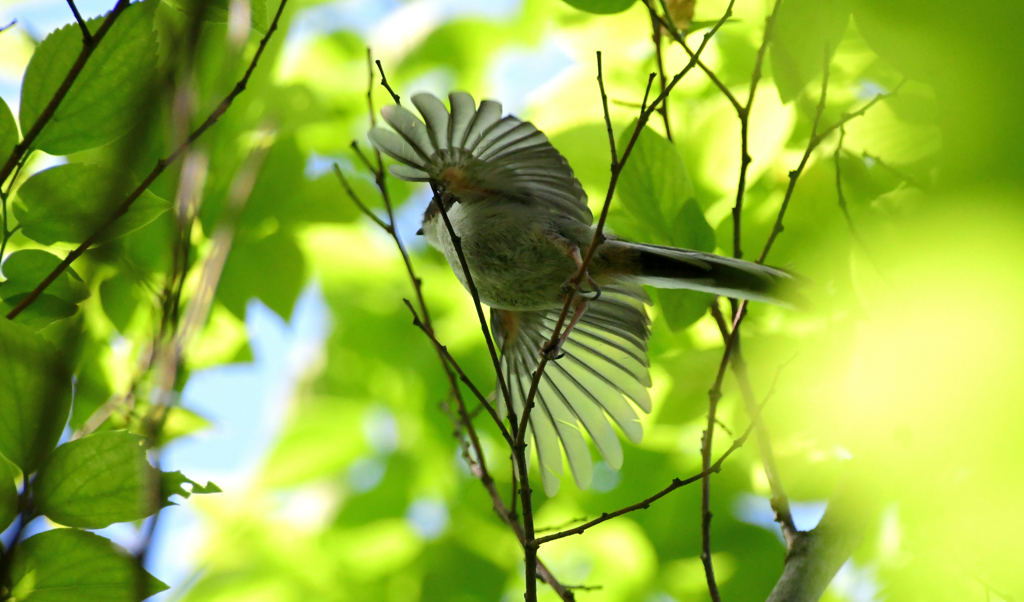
[492,284,653,496]
[368,92,593,224]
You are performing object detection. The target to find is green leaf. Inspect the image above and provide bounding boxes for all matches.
[14,163,171,245]
[0,318,71,473]
[8,529,168,601]
[156,407,213,446]
[99,273,139,333]
[0,250,90,330]
[160,470,221,504]
[33,431,159,529]
[164,0,271,34]
[770,0,852,102]
[617,123,696,243]
[657,199,717,330]
[0,96,17,165]
[19,0,159,155]
[216,230,306,320]
[0,454,17,532]
[561,0,637,15]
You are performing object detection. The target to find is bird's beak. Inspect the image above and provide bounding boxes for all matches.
[416,227,424,236]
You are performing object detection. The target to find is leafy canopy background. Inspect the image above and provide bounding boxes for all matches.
[0,0,1022,600]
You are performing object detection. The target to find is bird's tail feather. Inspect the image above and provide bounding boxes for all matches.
[612,241,803,307]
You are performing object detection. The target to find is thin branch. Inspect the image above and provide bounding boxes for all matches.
[0,21,15,35]
[333,164,391,232]
[709,301,798,542]
[403,299,514,448]
[375,59,401,106]
[536,398,764,545]
[758,49,833,264]
[0,0,130,185]
[650,0,743,114]
[6,0,291,320]
[65,0,92,44]
[597,52,618,166]
[646,5,673,140]
[731,0,782,259]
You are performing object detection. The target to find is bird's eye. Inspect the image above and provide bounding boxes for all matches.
[416,228,424,236]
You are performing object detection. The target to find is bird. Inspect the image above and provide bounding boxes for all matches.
[368,92,798,496]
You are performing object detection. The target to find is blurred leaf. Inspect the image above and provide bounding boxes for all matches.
[240,136,306,228]
[263,396,367,487]
[68,348,114,431]
[770,0,851,102]
[8,529,168,601]
[156,407,213,446]
[657,199,716,329]
[617,123,695,242]
[14,163,171,245]
[33,431,159,528]
[217,230,306,320]
[98,272,139,333]
[0,318,71,473]
[0,96,17,163]
[0,250,89,330]
[616,125,714,330]
[0,454,17,532]
[0,250,89,304]
[164,0,270,34]
[161,470,221,503]
[561,0,638,14]
[19,0,158,155]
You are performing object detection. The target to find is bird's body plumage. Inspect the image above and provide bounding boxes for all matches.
[369,92,799,495]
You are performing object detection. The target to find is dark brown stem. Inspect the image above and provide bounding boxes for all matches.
[5,0,291,320]
[375,59,401,106]
[333,163,392,233]
[758,49,832,264]
[536,408,761,545]
[0,0,130,185]
[65,0,92,44]
[647,5,673,141]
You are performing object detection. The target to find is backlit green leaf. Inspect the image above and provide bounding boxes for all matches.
[19,0,159,155]
[0,318,71,473]
[618,123,696,243]
[33,431,159,529]
[0,454,17,532]
[8,529,168,601]
[770,0,852,102]
[0,96,17,165]
[0,250,89,330]
[14,163,171,245]
[561,0,638,15]
[217,230,306,319]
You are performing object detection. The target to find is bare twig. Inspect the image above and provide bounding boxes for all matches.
[758,50,833,264]
[646,5,673,140]
[65,0,92,44]
[536,398,765,545]
[6,0,291,320]
[0,0,130,185]
[332,164,391,232]
[403,299,514,448]
[375,59,401,106]
[731,0,782,260]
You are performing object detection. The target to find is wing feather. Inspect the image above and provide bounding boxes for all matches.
[368,92,592,224]
[490,283,653,494]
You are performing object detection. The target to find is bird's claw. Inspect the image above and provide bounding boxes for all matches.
[541,341,565,361]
